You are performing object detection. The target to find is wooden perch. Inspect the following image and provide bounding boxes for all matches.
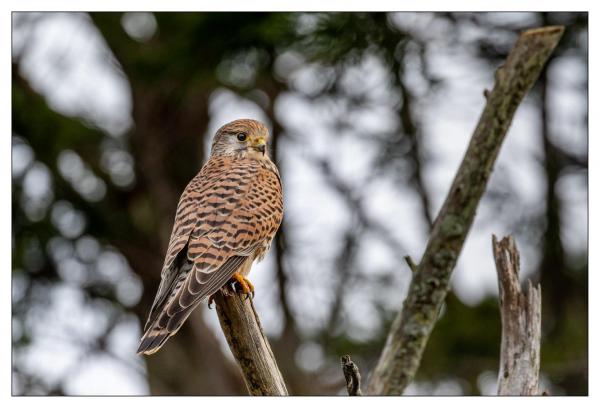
[492,235,542,396]
[214,292,288,396]
[341,355,363,396]
[366,26,563,395]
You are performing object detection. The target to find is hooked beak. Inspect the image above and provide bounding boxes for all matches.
[251,137,266,155]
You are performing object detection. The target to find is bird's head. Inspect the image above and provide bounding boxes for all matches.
[210,119,270,159]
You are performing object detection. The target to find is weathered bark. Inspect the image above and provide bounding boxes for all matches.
[493,235,542,395]
[367,25,564,395]
[214,292,289,396]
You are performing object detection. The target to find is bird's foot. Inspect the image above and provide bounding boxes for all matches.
[231,273,255,300]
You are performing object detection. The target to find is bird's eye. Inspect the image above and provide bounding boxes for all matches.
[236,133,247,142]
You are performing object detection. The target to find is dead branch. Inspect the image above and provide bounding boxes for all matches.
[214,292,289,396]
[492,235,542,395]
[341,355,363,396]
[367,25,563,395]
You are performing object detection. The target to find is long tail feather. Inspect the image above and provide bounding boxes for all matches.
[137,327,171,355]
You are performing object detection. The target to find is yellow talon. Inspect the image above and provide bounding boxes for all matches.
[232,273,255,299]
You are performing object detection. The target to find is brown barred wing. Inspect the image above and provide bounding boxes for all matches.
[139,157,256,351]
[141,156,244,331]
[161,156,247,280]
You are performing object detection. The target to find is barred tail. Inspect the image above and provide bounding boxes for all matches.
[137,306,195,355]
[137,326,172,355]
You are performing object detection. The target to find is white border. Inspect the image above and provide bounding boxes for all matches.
[1,0,595,12]
[2,0,595,406]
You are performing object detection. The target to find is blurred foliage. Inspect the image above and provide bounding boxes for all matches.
[12,12,587,395]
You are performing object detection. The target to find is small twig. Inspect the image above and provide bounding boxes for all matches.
[492,235,542,395]
[404,255,418,274]
[341,355,363,396]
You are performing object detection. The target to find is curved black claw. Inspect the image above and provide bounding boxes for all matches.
[228,281,237,294]
[231,280,241,294]
[227,275,255,299]
[220,282,236,297]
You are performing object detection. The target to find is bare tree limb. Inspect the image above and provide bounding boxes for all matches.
[492,235,542,395]
[341,355,363,396]
[214,292,289,396]
[367,25,563,395]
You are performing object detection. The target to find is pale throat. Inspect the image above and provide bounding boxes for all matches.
[242,148,270,160]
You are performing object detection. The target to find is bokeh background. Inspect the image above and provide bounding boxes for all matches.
[11,12,588,395]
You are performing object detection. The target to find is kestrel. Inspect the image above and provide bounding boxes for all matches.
[137,119,283,355]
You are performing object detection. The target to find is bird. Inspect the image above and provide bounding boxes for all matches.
[137,119,283,355]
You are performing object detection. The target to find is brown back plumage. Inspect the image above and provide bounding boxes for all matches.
[137,119,283,355]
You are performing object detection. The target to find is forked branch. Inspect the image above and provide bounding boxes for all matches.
[367,25,563,395]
